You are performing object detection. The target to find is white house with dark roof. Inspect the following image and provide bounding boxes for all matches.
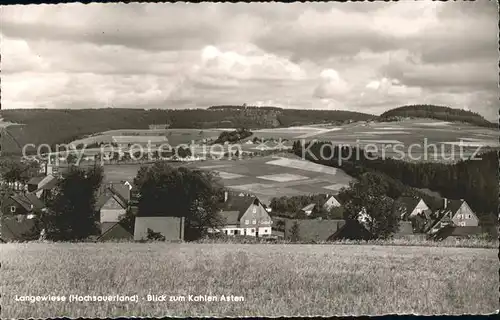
[322,194,343,211]
[214,192,273,237]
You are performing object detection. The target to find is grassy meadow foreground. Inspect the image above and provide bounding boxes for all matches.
[1,243,497,318]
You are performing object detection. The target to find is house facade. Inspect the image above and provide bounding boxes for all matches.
[216,194,273,237]
[323,195,342,211]
[446,199,479,227]
[0,192,46,241]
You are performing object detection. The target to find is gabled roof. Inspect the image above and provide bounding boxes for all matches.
[219,210,240,225]
[328,220,373,241]
[97,222,133,241]
[301,203,316,212]
[96,192,128,211]
[331,195,343,205]
[24,193,46,211]
[35,174,58,192]
[27,176,45,185]
[10,193,45,212]
[0,215,37,241]
[221,195,259,216]
[426,199,469,233]
[284,218,346,242]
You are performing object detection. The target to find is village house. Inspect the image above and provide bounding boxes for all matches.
[215,192,273,237]
[322,194,343,211]
[395,196,432,220]
[284,218,346,242]
[426,198,480,238]
[95,182,133,241]
[0,192,46,242]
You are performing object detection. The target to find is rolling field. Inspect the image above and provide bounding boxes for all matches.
[1,243,497,318]
[103,155,356,204]
[252,119,500,161]
[69,118,500,162]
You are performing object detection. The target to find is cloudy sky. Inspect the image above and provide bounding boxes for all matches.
[1,2,498,120]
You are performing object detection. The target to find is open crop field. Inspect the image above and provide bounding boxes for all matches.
[252,119,500,161]
[1,243,497,318]
[103,155,355,204]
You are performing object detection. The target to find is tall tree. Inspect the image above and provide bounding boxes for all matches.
[133,161,225,241]
[41,166,104,241]
[340,173,401,239]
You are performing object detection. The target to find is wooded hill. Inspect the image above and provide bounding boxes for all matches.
[0,107,374,155]
[291,141,498,227]
[380,104,495,128]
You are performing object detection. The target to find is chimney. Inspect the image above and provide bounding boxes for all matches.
[443,198,447,209]
[224,191,228,202]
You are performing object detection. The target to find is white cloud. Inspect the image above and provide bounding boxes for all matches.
[0,2,497,120]
[313,68,350,99]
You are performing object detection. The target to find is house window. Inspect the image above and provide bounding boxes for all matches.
[10,206,16,213]
[228,230,233,235]
[224,230,228,234]
[459,221,466,227]
[252,219,256,224]
[466,214,471,219]
[251,229,255,233]
[252,207,257,213]
[245,220,249,225]
[234,230,239,235]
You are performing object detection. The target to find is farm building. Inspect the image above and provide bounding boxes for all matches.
[395,196,431,220]
[134,216,185,241]
[96,183,130,224]
[328,220,374,241]
[215,192,273,237]
[283,218,346,242]
[97,221,133,242]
